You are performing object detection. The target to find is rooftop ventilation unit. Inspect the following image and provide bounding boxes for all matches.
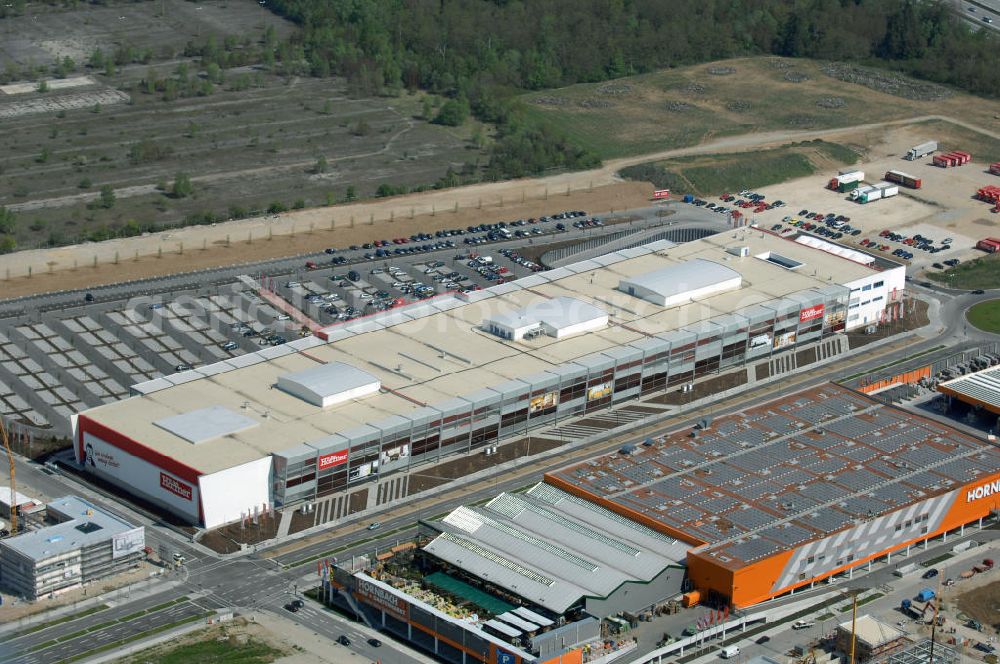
[482,296,608,341]
[276,362,380,408]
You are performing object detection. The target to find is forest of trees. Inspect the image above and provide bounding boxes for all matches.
[257,0,999,178]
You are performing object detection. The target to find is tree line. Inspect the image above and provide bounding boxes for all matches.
[254,0,999,178]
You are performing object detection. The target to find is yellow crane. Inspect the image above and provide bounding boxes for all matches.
[1,418,15,535]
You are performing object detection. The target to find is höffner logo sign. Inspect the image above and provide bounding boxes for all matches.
[967,479,1000,503]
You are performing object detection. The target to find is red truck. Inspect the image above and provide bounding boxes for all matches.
[885,170,922,189]
[978,185,1000,204]
[977,238,1000,253]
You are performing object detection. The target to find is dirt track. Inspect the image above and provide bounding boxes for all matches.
[1,113,997,299]
[0,181,650,298]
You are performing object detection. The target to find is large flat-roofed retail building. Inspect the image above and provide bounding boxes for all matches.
[545,383,1000,608]
[73,231,905,528]
[0,496,144,599]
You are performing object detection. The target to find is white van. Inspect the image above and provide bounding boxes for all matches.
[721,646,740,659]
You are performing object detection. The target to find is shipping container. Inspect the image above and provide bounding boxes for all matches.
[934,152,961,168]
[953,151,972,164]
[906,141,937,160]
[990,162,1000,176]
[978,186,1000,204]
[885,170,922,189]
[916,588,936,602]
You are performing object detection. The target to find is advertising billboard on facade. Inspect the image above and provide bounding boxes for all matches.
[355,577,409,619]
[112,527,146,559]
[81,432,200,522]
[587,382,613,401]
[528,391,558,414]
[160,472,193,500]
[799,304,825,323]
[348,462,372,481]
[317,450,349,471]
[773,331,797,349]
[824,310,846,329]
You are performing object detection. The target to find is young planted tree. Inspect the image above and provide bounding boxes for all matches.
[171,172,194,198]
[98,185,116,209]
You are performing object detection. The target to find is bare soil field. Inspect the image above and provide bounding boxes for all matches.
[955,578,1000,633]
[522,57,1000,160]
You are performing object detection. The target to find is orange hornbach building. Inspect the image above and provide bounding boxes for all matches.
[545,383,1000,608]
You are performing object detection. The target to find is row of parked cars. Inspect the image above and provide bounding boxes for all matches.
[497,248,543,272]
[877,229,952,254]
[230,321,288,346]
[321,211,589,258]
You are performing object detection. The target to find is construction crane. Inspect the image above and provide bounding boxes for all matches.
[1,417,15,534]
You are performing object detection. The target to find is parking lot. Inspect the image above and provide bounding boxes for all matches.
[0,206,699,437]
[725,130,1000,274]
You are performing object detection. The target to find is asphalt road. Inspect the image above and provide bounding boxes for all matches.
[2,249,996,663]
[949,0,1000,31]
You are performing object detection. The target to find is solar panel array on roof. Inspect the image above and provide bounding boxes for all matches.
[546,383,1000,568]
[725,538,782,563]
[727,507,778,531]
[760,523,814,547]
[802,508,855,534]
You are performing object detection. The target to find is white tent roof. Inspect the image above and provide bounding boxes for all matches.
[795,235,875,266]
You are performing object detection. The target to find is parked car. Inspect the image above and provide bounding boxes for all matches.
[337,635,351,646]
[922,568,939,579]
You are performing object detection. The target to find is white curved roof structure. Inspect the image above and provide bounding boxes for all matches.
[618,258,742,307]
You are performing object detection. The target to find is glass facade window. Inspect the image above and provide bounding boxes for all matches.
[271,290,860,504]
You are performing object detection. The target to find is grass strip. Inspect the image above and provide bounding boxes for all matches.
[921,552,954,567]
[840,345,945,381]
[8,604,109,640]
[30,639,59,652]
[839,592,883,613]
[31,596,193,652]
[57,612,211,663]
